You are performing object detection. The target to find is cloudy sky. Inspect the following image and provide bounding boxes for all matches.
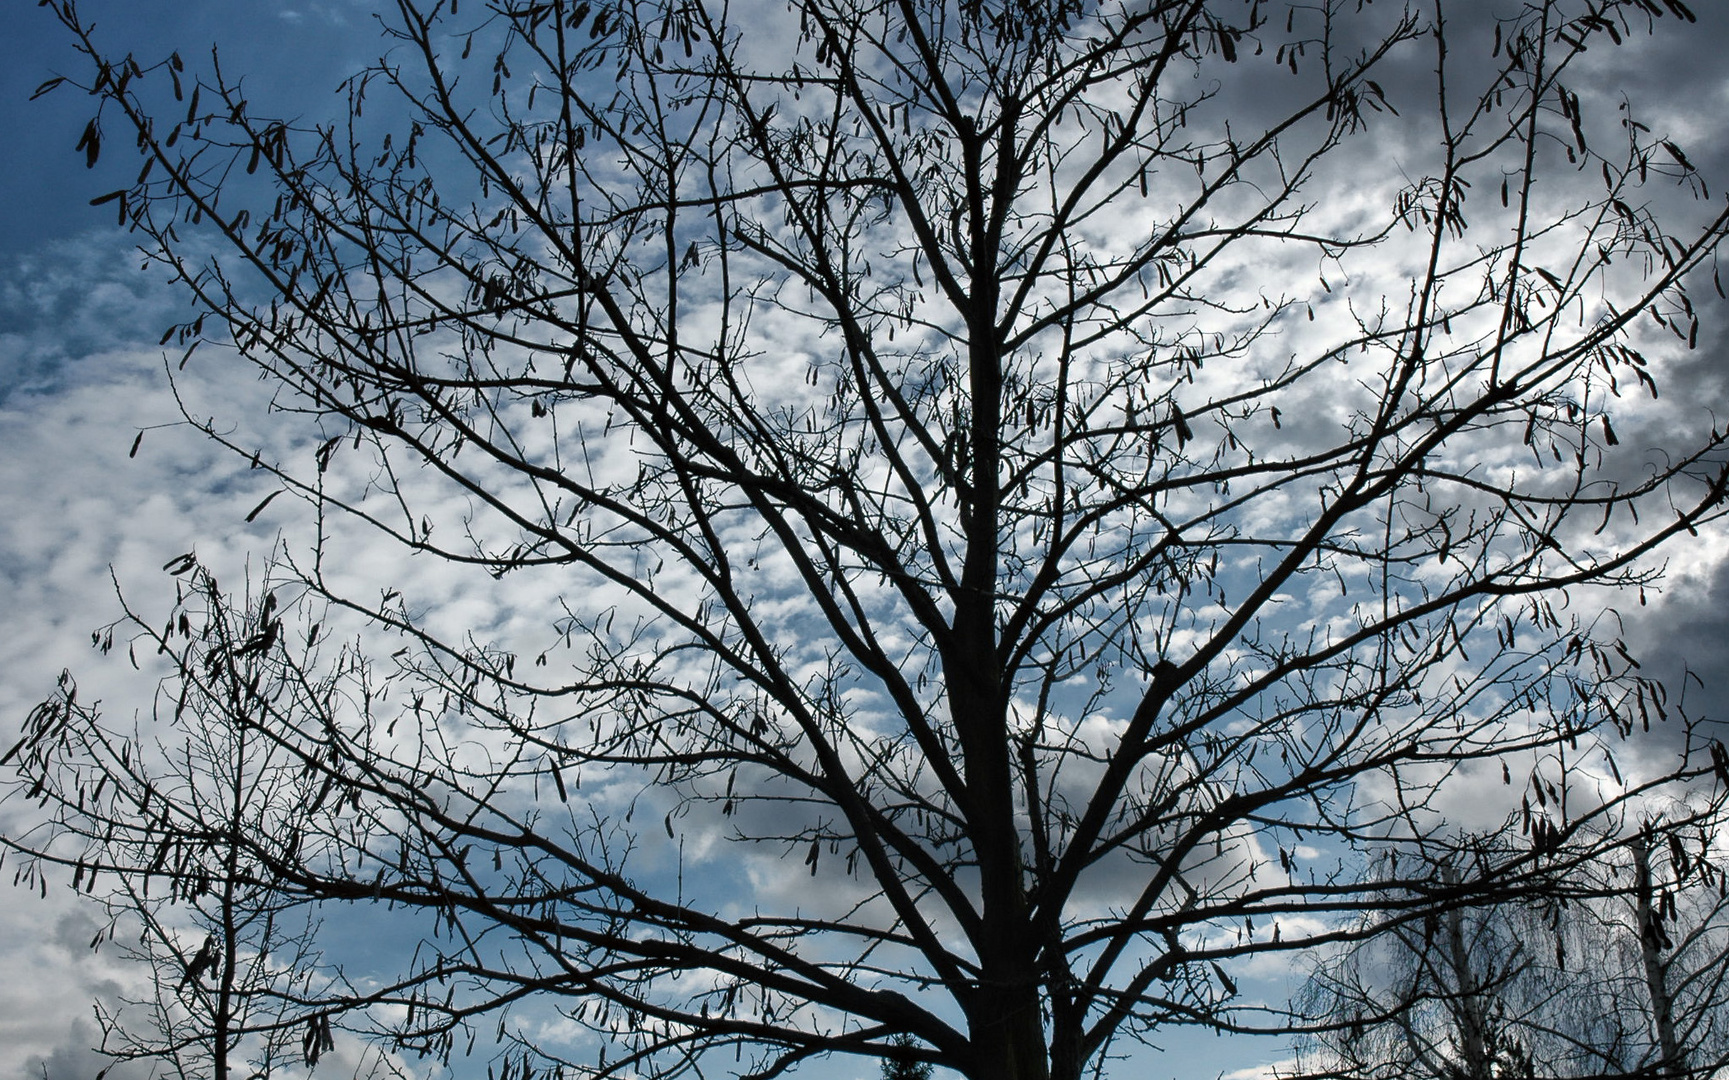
[4,3,1729,1080]
[0,9,429,1079]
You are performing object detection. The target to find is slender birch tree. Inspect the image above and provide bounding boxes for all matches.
[1297,817,1729,1080]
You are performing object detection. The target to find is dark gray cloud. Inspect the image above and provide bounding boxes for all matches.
[16,1019,151,1080]
[1626,544,1729,731]
[0,236,173,404]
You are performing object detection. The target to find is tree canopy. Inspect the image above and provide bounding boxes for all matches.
[8,1,1729,1078]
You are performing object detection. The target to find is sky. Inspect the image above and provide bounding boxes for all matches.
[4,3,1729,1080]
[0,7,452,1078]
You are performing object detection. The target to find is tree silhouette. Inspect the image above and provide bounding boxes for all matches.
[9,1,1729,1078]
[2,570,398,1080]
[882,1033,937,1080]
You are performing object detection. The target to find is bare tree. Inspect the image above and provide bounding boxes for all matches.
[12,0,1729,1077]
[1296,814,1729,1080]
[2,568,390,1080]
[1621,818,1729,1079]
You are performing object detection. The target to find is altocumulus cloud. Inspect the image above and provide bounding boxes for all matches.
[8,6,1729,1080]
[0,233,314,1080]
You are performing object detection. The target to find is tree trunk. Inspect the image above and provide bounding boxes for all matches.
[953,122,1050,1080]
[1633,834,1687,1078]
[970,977,1050,1080]
[1442,868,1494,1080]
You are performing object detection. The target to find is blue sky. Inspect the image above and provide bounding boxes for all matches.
[2,3,369,254]
[0,9,432,1077]
[5,3,1729,1080]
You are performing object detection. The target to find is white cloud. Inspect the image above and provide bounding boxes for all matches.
[0,893,157,1080]
[7,7,1729,1080]
[0,235,302,1080]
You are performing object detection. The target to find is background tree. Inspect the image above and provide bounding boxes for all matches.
[2,566,388,1080]
[10,0,1729,1078]
[1296,813,1729,1080]
[881,1034,937,1080]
